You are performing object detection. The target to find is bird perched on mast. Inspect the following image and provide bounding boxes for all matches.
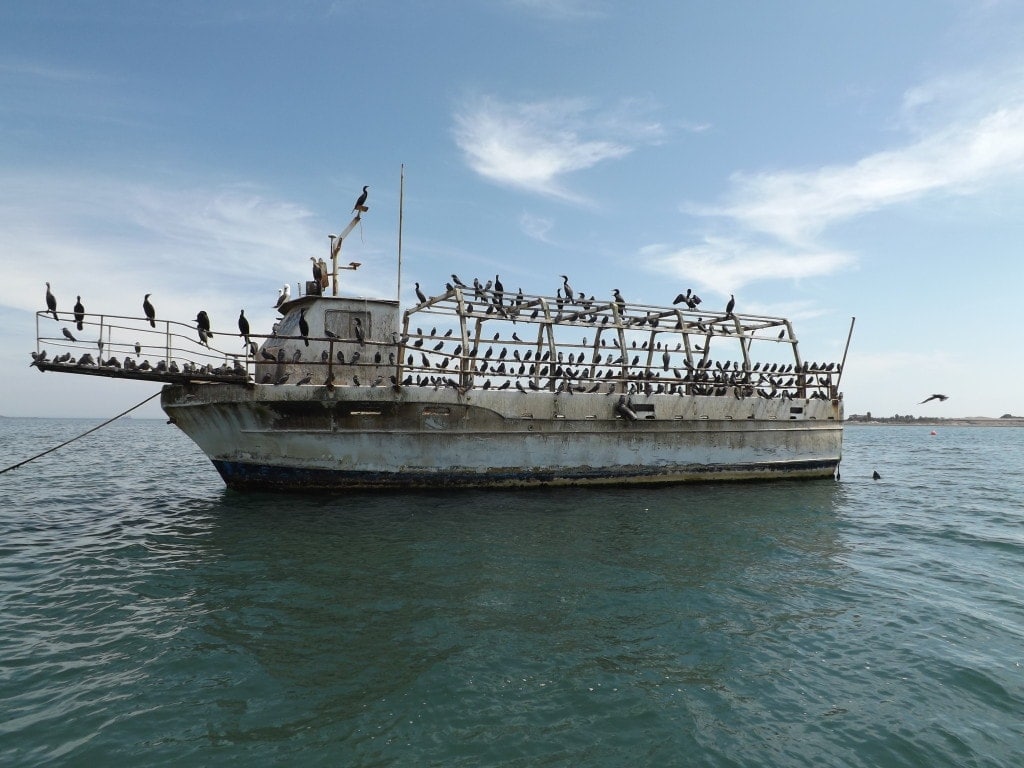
[311,256,322,292]
[353,185,369,213]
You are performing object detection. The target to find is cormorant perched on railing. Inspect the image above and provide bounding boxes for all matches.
[238,310,250,343]
[612,288,625,315]
[195,310,212,346]
[45,282,58,321]
[561,275,574,302]
[143,294,156,328]
[73,296,85,331]
[415,282,427,303]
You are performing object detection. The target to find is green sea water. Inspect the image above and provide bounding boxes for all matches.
[1,419,1022,766]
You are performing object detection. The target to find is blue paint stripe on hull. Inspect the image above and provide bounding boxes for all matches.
[212,458,838,492]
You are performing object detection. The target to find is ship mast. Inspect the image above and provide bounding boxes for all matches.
[328,213,363,296]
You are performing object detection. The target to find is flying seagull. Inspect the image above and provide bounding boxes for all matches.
[919,394,949,404]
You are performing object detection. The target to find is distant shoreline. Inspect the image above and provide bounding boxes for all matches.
[847,418,1024,427]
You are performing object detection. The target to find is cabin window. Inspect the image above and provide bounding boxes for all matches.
[325,310,372,341]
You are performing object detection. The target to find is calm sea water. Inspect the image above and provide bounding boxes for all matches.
[1,418,1022,767]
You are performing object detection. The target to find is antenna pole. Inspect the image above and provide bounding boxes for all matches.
[835,316,856,390]
[397,164,405,302]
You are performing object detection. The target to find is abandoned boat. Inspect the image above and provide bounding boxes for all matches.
[31,201,847,491]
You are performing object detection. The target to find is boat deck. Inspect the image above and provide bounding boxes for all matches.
[31,285,843,403]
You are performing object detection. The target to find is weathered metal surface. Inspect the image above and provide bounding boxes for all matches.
[162,382,842,491]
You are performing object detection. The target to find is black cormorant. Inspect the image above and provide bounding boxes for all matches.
[561,275,574,302]
[45,282,58,321]
[143,294,156,328]
[353,185,369,212]
[298,308,309,346]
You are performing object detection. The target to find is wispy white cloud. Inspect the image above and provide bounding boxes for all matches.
[641,238,856,297]
[0,172,381,336]
[453,94,661,202]
[705,104,1024,246]
[648,63,1024,295]
[519,212,555,243]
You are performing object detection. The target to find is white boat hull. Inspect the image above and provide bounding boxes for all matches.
[163,383,843,491]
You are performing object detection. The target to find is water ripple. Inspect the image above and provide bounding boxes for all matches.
[2,421,1023,766]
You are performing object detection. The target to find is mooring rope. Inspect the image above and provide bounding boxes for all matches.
[0,391,163,475]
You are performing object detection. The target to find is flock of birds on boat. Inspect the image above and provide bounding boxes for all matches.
[411,274,719,326]
[35,276,825,399]
[35,265,944,406]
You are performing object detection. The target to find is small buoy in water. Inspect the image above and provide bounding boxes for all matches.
[872,470,881,480]
[930,430,937,436]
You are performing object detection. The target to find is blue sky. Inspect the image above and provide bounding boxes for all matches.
[2,0,1023,419]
